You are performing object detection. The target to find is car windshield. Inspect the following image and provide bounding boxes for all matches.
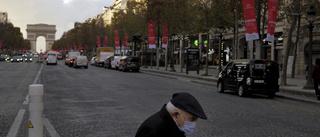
[13,56,21,59]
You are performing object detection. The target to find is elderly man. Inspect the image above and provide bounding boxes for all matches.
[135,92,207,137]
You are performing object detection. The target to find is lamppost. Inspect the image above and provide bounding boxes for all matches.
[143,37,148,68]
[218,24,225,74]
[170,33,176,72]
[303,5,316,89]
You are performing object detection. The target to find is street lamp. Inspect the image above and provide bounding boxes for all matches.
[303,5,316,89]
[143,38,148,68]
[170,33,176,72]
[218,24,225,74]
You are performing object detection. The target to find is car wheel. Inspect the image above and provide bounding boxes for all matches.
[267,91,275,98]
[85,66,88,69]
[238,85,246,97]
[217,81,224,93]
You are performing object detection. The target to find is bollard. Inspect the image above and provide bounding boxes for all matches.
[28,84,44,137]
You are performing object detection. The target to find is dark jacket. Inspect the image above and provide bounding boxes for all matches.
[135,104,185,137]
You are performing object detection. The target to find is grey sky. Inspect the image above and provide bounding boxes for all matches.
[1,0,113,40]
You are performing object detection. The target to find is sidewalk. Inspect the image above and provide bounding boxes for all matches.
[140,64,317,102]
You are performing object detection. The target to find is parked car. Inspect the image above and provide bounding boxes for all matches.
[104,55,113,69]
[24,55,33,62]
[90,56,97,66]
[74,56,88,69]
[217,59,279,98]
[119,56,140,72]
[11,56,23,62]
[110,56,122,70]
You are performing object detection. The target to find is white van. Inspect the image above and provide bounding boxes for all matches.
[46,52,58,65]
[111,56,122,70]
[74,56,88,69]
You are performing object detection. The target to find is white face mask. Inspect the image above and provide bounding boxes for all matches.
[176,111,197,136]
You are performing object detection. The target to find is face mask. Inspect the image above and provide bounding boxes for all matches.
[177,111,196,136]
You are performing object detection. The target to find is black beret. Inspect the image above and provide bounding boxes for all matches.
[170,92,207,119]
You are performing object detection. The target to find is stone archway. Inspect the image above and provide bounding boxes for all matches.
[26,24,56,52]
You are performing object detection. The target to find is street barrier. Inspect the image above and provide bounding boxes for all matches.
[28,84,44,137]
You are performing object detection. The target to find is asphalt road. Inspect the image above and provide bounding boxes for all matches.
[2,59,320,137]
[0,60,41,137]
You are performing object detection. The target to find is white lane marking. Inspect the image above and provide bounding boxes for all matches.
[23,95,29,105]
[44,116,60,137]
[33,63,44,84]
[6,109,25,137]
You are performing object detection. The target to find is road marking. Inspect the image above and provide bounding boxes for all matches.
[6,109,25,137]
[44,116,60,137]
[33,63,44,84]
[23,95,29,105]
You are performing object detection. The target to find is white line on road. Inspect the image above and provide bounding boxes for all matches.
[44,116,60,137]
[6,109,25,137]
[33,63,44,84]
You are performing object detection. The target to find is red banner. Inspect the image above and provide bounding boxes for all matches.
[74,44,77,50]
[104,36,108,47]
[148,20,156,49]
[162,22,168,49]
[114,30,120,49]
[242,0,259,41]
[124,33,129,48]
[97,36,101,48]
[79,43,83,50]
[0,41,2,49]
[266,0,279,42]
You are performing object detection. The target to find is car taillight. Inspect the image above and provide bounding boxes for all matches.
[125,62,127,65]
[46,58,48,61]
[87,60,88,62]
[56,58,57,60]
[139,62,141,66]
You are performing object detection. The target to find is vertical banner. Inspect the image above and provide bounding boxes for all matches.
[162,22,168,49]
[242,0,259,41]
[74,44,77,50]
[114,30,120,49]
[0,41,2,49]
[124,33,129,49]
[266,0,279,42]
[79,43,83,50]
[97,36,101,48]
[104,36,108,47]
[148,20,156,49]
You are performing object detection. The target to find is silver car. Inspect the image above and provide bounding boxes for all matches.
[74,56,88,69]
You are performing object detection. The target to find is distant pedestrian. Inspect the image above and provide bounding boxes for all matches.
[312,58,320,100]
[135,92,207,137]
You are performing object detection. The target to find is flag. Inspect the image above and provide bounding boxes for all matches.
[104,36,108,47]
[266,0,279,42]
[148,20,156,49]
[242,0,259,41]
[114,30,120,49]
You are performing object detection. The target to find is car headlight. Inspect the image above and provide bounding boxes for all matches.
[11,59,13,61]
[25,59,27,61]
[30,58,32,60]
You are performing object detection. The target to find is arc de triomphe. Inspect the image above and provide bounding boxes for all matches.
[26,24,56,52]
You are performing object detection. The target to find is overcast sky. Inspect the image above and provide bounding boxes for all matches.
[1,0,113,40]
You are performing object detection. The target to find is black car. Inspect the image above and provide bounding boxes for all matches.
[119,56,140,72]
[217,59,279,98]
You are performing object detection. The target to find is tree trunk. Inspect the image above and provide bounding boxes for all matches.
[280,0,300,86]
[291,15,301,78]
